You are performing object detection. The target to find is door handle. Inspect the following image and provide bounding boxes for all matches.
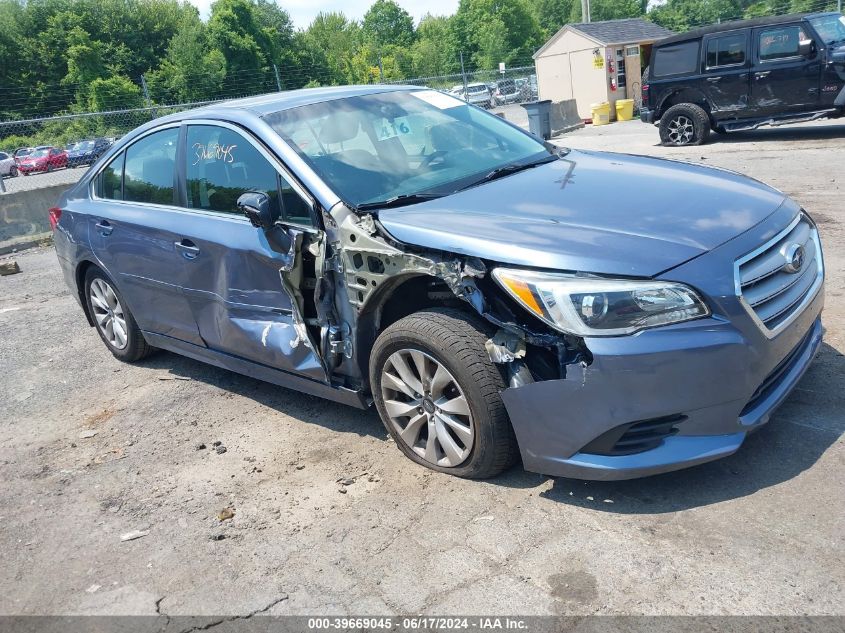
[706,77,721,83]
[755,71,770,79]
[175,239,200,260]
[95,220,113,236]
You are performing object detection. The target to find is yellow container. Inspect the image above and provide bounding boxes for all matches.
[615,98,635,121]
[591,102,611,126]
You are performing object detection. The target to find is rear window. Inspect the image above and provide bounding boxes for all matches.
[653,40,700,77]
[706,32,747,67]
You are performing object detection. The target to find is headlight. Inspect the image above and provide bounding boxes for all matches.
[492,268,710,336]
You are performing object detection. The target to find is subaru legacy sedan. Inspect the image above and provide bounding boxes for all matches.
[52,86,824,480]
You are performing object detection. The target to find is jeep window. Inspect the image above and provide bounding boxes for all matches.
[758,25,809,61]
[653,40,700,77]
[265,90,550,207]
[706,32,747,68]
[809,14,845,45]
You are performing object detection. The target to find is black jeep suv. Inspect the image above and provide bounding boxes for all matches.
[641,12,845,146]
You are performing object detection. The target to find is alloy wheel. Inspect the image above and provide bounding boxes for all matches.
[380,349,474,468]
[90,278,128,350]
[667,115,694,145]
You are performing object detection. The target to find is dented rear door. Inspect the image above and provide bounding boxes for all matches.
[176,122,326,381]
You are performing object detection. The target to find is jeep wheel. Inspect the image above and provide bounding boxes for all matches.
[659,103,710,146]
[370,308,519,479]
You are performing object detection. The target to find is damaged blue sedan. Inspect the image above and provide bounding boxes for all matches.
[52,85,825,480]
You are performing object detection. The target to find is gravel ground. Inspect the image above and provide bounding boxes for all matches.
[0,119,843,617]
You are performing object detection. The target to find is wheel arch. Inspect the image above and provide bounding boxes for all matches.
[656,88,713,121]
[354,273,473,388]
[75,259,100,327]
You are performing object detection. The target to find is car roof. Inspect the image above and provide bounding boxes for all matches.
[656,11,833,45]
[172,84,424,121]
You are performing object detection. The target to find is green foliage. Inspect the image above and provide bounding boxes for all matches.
[362,0,415,49]
[453,0,543,70]
[411,14,459,77]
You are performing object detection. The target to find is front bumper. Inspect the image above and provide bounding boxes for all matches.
[501,205,824,480]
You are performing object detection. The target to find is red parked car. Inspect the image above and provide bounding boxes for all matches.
[18,146,67,175]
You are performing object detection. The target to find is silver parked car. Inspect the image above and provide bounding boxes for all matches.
[0,151,18,178]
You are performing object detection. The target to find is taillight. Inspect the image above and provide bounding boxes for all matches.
[49,207,62,231]
[641,83,649,107]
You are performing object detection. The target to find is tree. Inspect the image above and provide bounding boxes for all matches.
[305,12,365,84]
[362,0,415,50]
[452,0,543,69]
[411,14,458,77]
[649,0,741,32]
[532,0,575,37]
[207,0,274,96]
[87,76,144,111]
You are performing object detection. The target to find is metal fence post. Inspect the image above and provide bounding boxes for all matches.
[460,51,468,100]
[273,64,282,92]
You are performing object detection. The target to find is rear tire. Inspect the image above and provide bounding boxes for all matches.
[9,166,17,177]
[659,103,711,146]
[84,268,154,362]
[370,308,519,479]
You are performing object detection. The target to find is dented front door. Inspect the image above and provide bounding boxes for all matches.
[177,123,326,381]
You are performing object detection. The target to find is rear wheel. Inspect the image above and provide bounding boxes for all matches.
[84,268,153,362]
[9,165,17,177]
[370,308,519,479]
[659,103,711,146]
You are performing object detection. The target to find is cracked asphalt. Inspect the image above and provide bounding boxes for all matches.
[0,118,843,616]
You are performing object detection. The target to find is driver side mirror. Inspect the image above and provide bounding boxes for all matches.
[237,191,278,230]
[799,38,816,58]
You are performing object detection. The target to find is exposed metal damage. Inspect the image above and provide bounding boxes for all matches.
[267,202,593,398]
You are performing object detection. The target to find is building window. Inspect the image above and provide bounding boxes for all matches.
[625,45,640,57]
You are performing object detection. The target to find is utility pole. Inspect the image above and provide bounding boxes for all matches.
[460,51,468,100]
[273,64,282,92]
[581,0,591,23]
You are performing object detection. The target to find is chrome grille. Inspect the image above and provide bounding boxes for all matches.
[735,214,823,337]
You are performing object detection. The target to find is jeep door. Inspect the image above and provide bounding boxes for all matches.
[702,30,751,118]
[751,23,821,114]
[89,125,204,346]
[175,122,326,381]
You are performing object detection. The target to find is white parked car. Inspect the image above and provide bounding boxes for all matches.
[0,151,18,178]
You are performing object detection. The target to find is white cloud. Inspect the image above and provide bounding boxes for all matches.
[188,0,460,28]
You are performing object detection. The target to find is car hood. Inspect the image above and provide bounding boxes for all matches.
[377,149,788,277]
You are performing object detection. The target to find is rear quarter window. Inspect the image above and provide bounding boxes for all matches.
[653,40,701,77]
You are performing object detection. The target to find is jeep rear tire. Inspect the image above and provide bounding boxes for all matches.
[370,308,519,479]
[659,103,711,146]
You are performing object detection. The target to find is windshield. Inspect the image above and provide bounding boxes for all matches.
[809,14,845,44]
[74,141,94,151]
[30,149,49,158]
[265,89,550,207]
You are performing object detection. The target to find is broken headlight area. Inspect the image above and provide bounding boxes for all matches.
[492,268,710,337]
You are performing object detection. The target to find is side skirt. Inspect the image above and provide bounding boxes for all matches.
[143,331,369,410]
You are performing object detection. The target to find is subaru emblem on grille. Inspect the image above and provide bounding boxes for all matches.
[783,243,805,274]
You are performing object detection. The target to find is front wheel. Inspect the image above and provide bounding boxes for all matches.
[659,103,711,146]
[370,308,519,479]
[9,166,17,177]
[84,268,154,362]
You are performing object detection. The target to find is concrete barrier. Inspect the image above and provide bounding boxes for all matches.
[549,99,584,137]
[0,183,68,243]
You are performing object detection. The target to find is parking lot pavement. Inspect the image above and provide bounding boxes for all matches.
[0,120,843,617]
[1,166,83,194]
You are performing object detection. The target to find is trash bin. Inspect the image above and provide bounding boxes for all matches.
[615,99,635,121]
[591,102,611,126]
[522,100,552,140]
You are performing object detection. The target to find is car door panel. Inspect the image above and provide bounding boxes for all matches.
[89,126,205,346]
[703,31,751,117]
[176,123,326,380]
[751,24,822,114]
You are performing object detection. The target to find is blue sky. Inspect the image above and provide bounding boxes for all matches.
[187,0,462,28]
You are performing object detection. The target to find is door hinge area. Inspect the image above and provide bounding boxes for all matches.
[328,323,353,359]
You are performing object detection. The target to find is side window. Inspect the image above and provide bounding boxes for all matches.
[706,33,747,68]
[759,26,806,62]
[653,40,700,77]
[98,152,124,200]
[186,125,312,225]
[123,128,178,205]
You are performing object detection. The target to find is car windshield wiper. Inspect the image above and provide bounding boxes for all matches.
[456,153,561,191]
[355,192,444,212]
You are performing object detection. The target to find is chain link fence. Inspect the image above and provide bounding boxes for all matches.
[0,66,539,200]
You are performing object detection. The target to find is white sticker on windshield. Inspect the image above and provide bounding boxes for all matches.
[410,89,464,110]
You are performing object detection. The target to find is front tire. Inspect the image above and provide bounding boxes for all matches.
[659,103,711,146]
[9,166,17,177]
[84,268,153,362]
[370,308,518,479]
